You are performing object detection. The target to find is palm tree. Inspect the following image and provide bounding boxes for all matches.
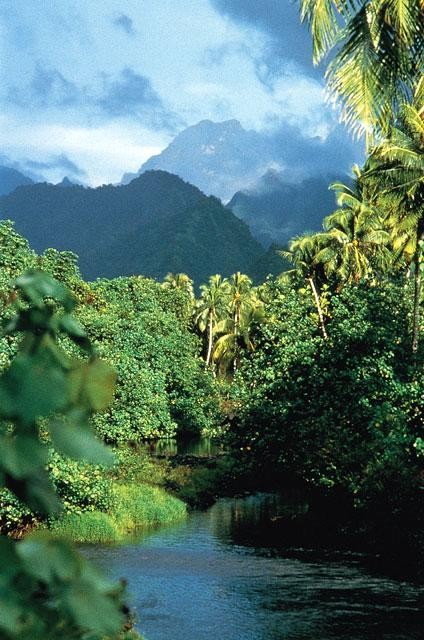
[162,272,194,298]
[210,272,264,374]
[213,296,265,375]
[228,272,254,344]
[300,0,423,146]
[369,78,424,350]
[315,167,392,283]
[280,233,329,339]
[194,275,230,367]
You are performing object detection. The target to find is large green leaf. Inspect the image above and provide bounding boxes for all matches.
[18,533,80,583]
[0,351,69,424]
[50,421,114,466]
[68,360,116,412]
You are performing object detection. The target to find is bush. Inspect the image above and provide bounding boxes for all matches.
[112,446,168,486]
[48,453,114,514]
[0,488,35,535]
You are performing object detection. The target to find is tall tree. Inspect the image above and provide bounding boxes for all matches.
[369,78,424,350]
[212,272,263,374]
[280,234,329,339]
[315,167,392,283]
[194,275,230,367]
[162,272,194,298]
[300,0,423,145]
[213,296,264,375]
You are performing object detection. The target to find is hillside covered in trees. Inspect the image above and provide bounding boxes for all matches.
[0,0,423,638]
[0,170,263,283]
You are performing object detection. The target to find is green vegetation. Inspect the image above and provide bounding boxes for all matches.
[50,485,186,544]
[0,5,422,635]
[0,271,142,638]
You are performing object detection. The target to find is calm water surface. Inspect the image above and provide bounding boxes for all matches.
[85,494,423,640]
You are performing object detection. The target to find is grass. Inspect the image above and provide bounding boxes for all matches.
[112,483,187,532]
[50,510,121,543]
[50,482,187,544]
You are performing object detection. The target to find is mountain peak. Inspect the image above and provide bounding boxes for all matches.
[123,118,267,201]
[58,176,75,187]
[0,165,34,196]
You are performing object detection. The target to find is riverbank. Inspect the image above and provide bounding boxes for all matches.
[84,493,424,640]
[49,483,186,544]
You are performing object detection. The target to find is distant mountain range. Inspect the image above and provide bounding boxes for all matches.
[122,119,274,202]
[0,166,34,196]
[227,170,336,248]
[121,119,343,248]
[0,119,348,283]
[0,170,265,284]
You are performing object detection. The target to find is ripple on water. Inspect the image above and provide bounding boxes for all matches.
[84,494,424,640]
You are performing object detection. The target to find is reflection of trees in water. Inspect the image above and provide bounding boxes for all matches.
[148,437,222,457]
[208,493,306,548]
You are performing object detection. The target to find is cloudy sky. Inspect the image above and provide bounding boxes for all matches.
[0,1,361,186]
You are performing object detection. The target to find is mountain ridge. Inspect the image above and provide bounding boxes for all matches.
[0,169,264,283]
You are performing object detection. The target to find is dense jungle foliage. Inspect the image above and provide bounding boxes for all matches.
[0,0,423,635]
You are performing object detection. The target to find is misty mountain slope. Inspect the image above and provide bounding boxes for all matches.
[0,166,34,196]
[227,170,338,247]
[0,170,263,283]
[122,119,272,201]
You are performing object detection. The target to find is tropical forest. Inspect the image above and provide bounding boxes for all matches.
[0,1,423,639]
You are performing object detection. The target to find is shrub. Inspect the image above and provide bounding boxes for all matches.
[48,452,114,514]
[0,489,35,535]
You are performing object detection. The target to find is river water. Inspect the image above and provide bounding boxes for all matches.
[85,493,423,640]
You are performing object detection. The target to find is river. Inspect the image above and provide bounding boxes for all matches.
[85,493,423,640]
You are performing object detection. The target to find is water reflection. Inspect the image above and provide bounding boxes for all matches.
[147,436,222,457]
[85,494,423,640]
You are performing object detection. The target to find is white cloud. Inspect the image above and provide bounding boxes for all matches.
[0,116,165,185]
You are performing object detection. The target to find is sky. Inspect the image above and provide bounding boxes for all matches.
[0,0,361,186]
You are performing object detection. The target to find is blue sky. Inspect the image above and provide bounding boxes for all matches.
[0,1,361,186]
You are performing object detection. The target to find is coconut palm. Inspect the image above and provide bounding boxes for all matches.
[210,272,264,374]
[369,78,424,350]
[213,296,265,375]
[280,233,329,339]
[194,275,230,367]
[300,0,423,145]
[315,167,392,283]
[228,272,254,339]
[162,272,194,298]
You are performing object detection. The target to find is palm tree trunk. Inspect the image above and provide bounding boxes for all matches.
[205,313,213,367]
[233,307,240,373]
[412,226,423,353]
[308,277,328,340]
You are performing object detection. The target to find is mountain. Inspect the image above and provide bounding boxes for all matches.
[227,170,337,248]
[249,244,289,284]
[0,166,34,196]
[0,170,263,283]
[122,119,272,202]
[56,176,80,187]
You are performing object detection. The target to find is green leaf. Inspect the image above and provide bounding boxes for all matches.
[15,271,75,311]
[18,533,80,583]
[0,537,19,588]
[0,351,69,423]
[69,360,116,411]
[0,595,24,634]
[50,421,114,466]
[63,578,123,635]
[0,435,48,479]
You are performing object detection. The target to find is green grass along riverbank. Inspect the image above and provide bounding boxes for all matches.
[49,483,187,544]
